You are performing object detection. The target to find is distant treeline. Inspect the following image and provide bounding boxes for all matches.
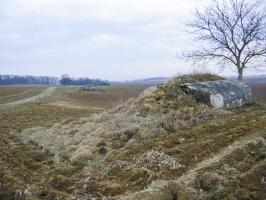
[0,74,110,86]
[60,74,110,86]
[0,75,58,85]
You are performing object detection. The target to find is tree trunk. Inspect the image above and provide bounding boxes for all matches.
[236,60,244,82]
[237,69,243,82]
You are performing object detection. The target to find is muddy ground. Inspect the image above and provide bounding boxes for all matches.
[0,86,147,199]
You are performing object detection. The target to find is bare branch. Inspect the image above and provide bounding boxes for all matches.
[184,0,266,81]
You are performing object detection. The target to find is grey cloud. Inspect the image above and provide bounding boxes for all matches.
[1,0,230,80]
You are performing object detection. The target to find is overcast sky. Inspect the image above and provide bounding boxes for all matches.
[0,0,264,80]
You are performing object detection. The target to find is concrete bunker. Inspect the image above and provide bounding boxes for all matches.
[181,80,252,109]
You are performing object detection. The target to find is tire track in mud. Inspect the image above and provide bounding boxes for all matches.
[0,86,77,200]
[0,87,56,108]
[0,131,76,199]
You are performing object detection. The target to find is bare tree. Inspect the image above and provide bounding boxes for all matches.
[185,0,266,81]
[60,74,71,86]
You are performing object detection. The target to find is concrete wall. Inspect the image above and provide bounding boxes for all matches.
[181,80,252,109]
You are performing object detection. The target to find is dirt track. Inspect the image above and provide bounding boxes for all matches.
[0,86,81,200]
[0,87,56,108]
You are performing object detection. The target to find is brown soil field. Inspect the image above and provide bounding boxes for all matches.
[0,86,48,104]
[0,85,148,200]
[46,85,149,109]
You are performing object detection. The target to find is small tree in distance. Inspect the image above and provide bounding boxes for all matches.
[185,0,266,81]
[60,74,71,86]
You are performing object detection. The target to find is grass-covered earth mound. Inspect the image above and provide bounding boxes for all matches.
[21,74,227,162]
[20,74,266,199]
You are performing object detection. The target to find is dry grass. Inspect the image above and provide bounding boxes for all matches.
[2,76,266,199]
[0,86,47,104]
[0,101,103,200]
[104,106,266,199]
[21,74,228,166]
[18,74,234,199]
[0,85,148,136]
[0,85,147,200]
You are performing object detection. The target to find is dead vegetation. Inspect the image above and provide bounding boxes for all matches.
[19,73,248,199]
[112,108,266,200]
[0,86,47,104]
[0,85,146,200]
[21,74,228,165]
[2,74,266,199]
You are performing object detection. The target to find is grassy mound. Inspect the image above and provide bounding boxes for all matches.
[19,74,248,199]
[21,74,228,163]
[20,74,266,199]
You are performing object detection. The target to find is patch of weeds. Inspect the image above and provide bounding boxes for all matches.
[208,183,221,200]
[97,140,107,155]
[87,155,106,172]
[59,150,72,162]
[111,127,140,148]
[123,127,139,141]
[195,172,220,193]
[72,159,88,169]
[67,129,79,135]
[28,139,38,146]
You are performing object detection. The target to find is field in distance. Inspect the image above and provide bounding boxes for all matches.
[0,85,149,132]
[0,85,48,104]
[248,83,266,104]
